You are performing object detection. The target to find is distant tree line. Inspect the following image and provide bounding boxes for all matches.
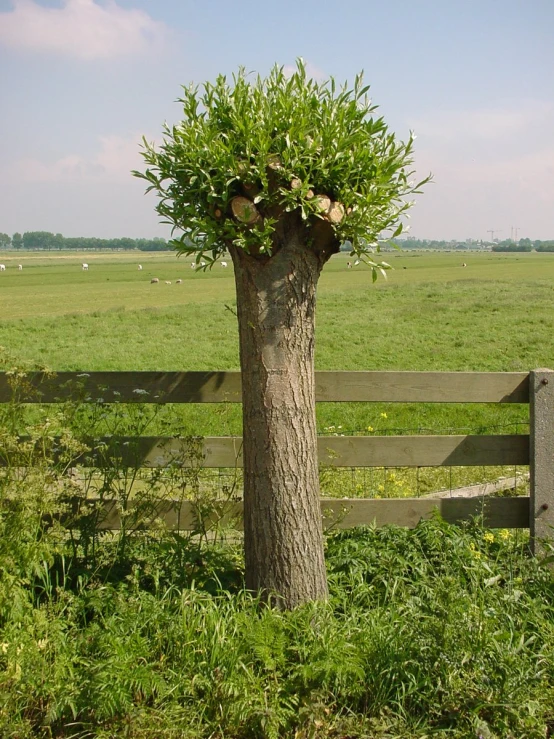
[0,231,169,251]
[1,231,553,253]
[396,237,554,252]
[492,238,554,252]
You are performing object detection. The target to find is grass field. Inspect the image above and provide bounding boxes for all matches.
[2,248,553,496]
[2,249,553,372]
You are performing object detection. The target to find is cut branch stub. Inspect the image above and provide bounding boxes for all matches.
[267,154,284,171]
[231,196,262,225]
[314,195,331,214]
[292,179,315,201]
[327,202,345,224]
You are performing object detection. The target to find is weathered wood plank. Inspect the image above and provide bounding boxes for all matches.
[92,496,530,531]
[2,434,529,468]
[315,371,530,403]
[529,369,554,555]
[64,434,529,468]
[317,435,529,467]
[0,371,243,404]
[0,370,530,404]
[321,496,529,529]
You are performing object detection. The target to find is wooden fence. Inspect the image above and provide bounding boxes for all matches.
[1,369,553,550]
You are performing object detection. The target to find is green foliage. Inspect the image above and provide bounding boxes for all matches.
[1,508,553,737]
[135,59,429,265]
[492,243,533,252]
[535,242,554,252]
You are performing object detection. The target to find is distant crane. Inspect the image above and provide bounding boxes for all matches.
[510,225,519,242]
[487,229,502,242]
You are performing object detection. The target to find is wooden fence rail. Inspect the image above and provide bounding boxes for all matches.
[1,369,552,550]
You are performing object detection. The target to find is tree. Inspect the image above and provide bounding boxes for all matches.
[0,233,10,249]
[135,61,428,608]
[12,232,23,250]
[22,231,58,250]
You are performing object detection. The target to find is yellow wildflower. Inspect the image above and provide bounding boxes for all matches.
[367,426,374,432]
[499,529,511,541]
[483,532,495,544]
[380,412,388,419]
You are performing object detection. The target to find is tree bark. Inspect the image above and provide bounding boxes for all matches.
[229,225,330,609]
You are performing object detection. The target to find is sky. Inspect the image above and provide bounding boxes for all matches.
[0,0,552,242]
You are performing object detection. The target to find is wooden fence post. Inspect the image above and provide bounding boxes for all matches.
[530,368,554,556]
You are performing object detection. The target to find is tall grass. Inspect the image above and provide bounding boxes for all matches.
[1,510,553,737]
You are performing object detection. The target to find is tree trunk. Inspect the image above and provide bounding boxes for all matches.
[230,231,329,609]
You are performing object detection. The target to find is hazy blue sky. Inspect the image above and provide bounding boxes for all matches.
[1,0,552,240]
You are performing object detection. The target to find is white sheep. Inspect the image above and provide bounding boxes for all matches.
[18,264,22,271]
[165,281,172,285]
[176,279,183,284]
[221,261,228,267]
[0,264,5,271]
[200,261,206,267]
[150,277,159,283]
[82,263,89,271]
[138,264,143,270]
[190,262,196,269]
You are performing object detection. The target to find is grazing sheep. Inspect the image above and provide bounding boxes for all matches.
[176,279,183,284]
[165,281,172,285]
[462,262,467,267]
[0,264,5,271]
[150,277,159,283]
[18,264,22,270]
[138,264,143,270]
[221,261,228,267]
[82,263,89,271]
[190,262,196,269]
[200,261,206,267]
[354,260,360,266]
[346,261,352,268]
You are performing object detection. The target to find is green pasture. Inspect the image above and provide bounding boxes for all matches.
[1,249,553,496]
[2,250,552,371]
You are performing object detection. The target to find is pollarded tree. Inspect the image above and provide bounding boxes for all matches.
[135,61,428,609]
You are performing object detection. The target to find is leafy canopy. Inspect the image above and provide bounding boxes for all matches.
[134,60,428,270]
